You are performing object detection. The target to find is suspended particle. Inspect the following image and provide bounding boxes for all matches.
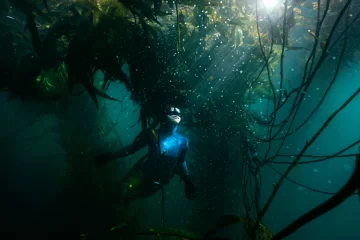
[343,164,351,171]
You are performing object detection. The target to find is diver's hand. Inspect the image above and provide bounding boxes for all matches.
[184,178,196,200]
[94,153,114,167]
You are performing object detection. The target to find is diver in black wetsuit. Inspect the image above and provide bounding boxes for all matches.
[95,105,196,205]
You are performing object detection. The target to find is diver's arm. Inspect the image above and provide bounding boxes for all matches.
[112,130,149,158]
[177,150,190,178]
[177,145,196,200]
[176,139,190,178]
[95,131,149,167]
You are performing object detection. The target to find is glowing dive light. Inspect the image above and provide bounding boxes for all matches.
[263,0,279,9]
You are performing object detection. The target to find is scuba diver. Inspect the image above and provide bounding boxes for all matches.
[94,105,196,205]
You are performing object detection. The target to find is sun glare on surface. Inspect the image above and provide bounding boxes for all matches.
[263,0,279,9]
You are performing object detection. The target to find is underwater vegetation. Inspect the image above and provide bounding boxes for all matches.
[81,214,272,240]
[1,0,360,239]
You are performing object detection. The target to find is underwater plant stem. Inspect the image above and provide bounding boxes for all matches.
[240,137,252,214]
[308,0,326,75]
[258,0,352,145]
[273,154,360,240]
[262,0,330,125]
[271,139,360,164]
[278,0,288,108]
[267,163,358,196]
[259,8,350,153]
[269,6,350,142]
[255,0,276,162]
[264,0,339,133]
[265,95,304,166]
[307,0,351,80]
[255,0,276,111]
[161,185,165,227]
[329,10,360,52]
[254,168,262,217]
[255,87,360,231]
[175,1,180,51]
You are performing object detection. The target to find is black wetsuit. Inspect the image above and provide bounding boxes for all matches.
[114,127,192,203]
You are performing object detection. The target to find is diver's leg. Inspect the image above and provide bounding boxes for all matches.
[121,177,162,202]
[113,168,163,208]
[110,169,142,207]
[117,182,135,206]
[135,178,162,199]
[119,169,146,205]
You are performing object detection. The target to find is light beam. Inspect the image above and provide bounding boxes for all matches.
[262,0,279,11]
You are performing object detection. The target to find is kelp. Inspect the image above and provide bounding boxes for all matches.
[2,0,360,238]
[7,0,48,55]
[32,62,68,101]
[205,215,272,240]
[81,214,272,240]
[1,0,162,108]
